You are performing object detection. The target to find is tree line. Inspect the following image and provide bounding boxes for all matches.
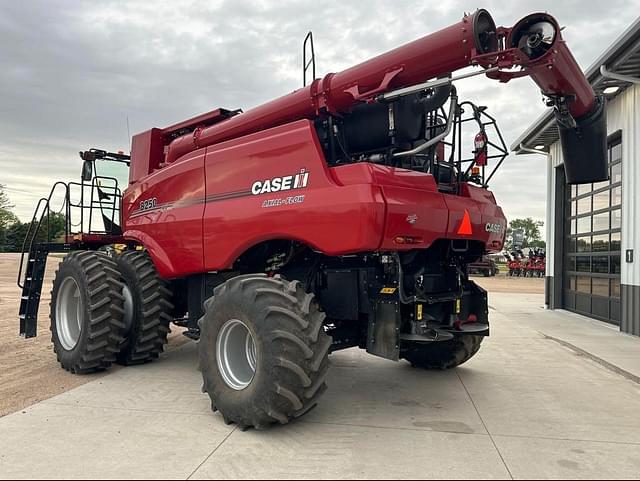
[505,217,546,252]
[0,184,66,252]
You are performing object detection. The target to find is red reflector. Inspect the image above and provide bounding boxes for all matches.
[457,210,473,236]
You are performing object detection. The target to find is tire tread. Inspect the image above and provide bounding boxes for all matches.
[116,250,174,366]
[198,274,331,430]
[50,251,126,374]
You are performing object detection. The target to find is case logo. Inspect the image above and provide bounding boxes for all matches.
[251,169,309,195]
[485,222,504,234]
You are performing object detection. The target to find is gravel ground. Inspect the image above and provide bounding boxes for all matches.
[0,253,187,418]
[0,253,543,418]
[473,272,545,294]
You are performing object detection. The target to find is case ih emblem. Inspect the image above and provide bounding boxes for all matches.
[485,222,503,234]
[251,169,309,195]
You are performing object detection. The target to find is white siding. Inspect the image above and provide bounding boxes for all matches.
[609,85,640,287]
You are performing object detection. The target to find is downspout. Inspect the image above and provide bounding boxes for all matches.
[600,65,640,84]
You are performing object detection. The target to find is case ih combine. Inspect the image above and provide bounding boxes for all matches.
[18,10,607,430]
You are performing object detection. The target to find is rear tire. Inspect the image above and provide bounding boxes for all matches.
[198,274,331,430]
[50,251,126,374]
[115,250,174,365]
[403,335,483,370]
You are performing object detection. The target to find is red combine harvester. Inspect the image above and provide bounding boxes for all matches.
[18,10,607,430]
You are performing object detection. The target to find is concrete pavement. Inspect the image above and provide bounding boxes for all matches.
[1,292,639,479]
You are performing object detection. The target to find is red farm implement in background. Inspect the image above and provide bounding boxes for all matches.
[507,249,546,277]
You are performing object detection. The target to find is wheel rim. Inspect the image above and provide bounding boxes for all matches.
[56,277,83,351]
[216,319,257,390]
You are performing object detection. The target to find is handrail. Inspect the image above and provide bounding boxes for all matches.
[17,182,70,288]
[393,93,458,158]
[303,31,316,87]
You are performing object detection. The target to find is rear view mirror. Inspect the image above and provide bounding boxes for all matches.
[81,160,93,182]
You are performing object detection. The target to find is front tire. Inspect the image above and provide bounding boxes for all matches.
[403,335,484,370]
[198,274,332,430]
[50,251,126,374]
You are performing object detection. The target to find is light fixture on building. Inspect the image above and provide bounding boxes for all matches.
[603,85,621,95]
[535,145,546,150]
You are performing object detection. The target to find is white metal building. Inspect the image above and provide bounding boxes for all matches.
[512,18,640,336]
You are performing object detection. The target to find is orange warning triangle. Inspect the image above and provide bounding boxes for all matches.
[457,210,473,236]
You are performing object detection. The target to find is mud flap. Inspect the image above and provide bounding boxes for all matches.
[463,281,490,327]
[367,297,401,361]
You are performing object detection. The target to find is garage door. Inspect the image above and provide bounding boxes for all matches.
[563,135,622,324]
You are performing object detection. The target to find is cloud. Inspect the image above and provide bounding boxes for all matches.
[1,0,638,228]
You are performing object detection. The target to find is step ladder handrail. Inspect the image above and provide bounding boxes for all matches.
[17,182,71,289]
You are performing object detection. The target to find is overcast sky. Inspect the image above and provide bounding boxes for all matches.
[1,0,639,224]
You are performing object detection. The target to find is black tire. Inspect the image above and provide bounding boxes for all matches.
[483,269,491,277]
[403,335,484,370]
[115,250,174,365]
[198,274,331,430]
[50,251,126,374]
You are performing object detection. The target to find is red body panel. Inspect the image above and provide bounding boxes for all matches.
[123,121,506,279]
[201,122,387,271]
[123,150,206,277]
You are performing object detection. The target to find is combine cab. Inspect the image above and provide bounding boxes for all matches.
[19,9,607,430]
